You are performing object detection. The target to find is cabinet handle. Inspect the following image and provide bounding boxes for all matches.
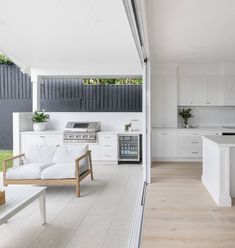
[192,152,199,154]
[104,136,111,139]
[192,133,198,135]
[192,141,199,144]
[104,145,111,147]
[40,136,45,138]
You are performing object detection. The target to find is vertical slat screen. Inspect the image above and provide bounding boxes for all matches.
[0,65,142,112]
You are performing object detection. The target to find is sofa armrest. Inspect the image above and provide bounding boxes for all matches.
[2,153,25,184]
[75,150,91,179]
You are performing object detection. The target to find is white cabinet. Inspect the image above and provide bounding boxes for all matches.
[152,75,177,127]
[191,76,207,105]
[222,76,235,105]
[178,75,221,106]
[152,130,178,158]
[207,76,221,105]
[97,134,118,162]
[21,132,63,153]
[178,130,221,158]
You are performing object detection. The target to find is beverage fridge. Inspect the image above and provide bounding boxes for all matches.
[118,134,141,163]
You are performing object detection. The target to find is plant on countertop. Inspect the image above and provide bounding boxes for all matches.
[178,108,193,128]
[32,110,50,123]
[0,54,13,65]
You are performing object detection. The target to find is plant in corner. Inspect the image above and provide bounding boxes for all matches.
[178,108,193,128]
[32,110,50,131]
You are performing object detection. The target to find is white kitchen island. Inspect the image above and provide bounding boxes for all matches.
[202,135,235,207]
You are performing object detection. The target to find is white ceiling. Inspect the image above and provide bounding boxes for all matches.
[147,0,235,63]
[0,0,141,74]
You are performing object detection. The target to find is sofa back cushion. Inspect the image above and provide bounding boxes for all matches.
[53,145,88,166]
[24,145,57,164]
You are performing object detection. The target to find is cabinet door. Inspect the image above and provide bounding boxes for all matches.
[151,75,164,127]
[89,144,99,161]
[45,134,63,146]
[207,76,221,105]
[152,131,165,158]
[178,76,192,106]
[164,131,178,157]
[164,76,177,127]
[21,134,46,153]
[191,76,207,105]
[223,76,235,105]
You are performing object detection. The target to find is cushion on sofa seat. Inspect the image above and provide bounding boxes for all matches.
[6,163,53,180]
[53,145,88,166]
[24,145,57,164]
[40,162,89,179]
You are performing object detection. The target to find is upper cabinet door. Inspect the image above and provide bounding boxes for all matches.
[207,76,221,105]
[151,75,164,127]
[223,76,235,106]
[178,76,192,106]
[164,75,177,127]
[191,76,207,105]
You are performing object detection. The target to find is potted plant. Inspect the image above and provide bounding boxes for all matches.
[178,108,193,128]
[32,110,50,131]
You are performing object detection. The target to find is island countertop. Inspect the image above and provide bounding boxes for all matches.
[202,135,235,147]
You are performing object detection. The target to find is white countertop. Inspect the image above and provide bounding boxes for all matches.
[152,126,235,131]
[203,135,235,147]
[21,130,64,134]
[21,130,142,135]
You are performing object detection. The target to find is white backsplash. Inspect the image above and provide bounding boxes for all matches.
[178,107,235,127]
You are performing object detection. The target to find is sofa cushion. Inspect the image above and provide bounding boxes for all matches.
[24,145,57,164]
[53,145,88,166]
[6,163,53,180]
[40,162,89,179]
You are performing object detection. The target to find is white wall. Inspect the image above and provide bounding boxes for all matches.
[46,112,143,131]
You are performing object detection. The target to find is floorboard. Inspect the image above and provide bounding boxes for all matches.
[0,163,142,248]
[142,162,235,248]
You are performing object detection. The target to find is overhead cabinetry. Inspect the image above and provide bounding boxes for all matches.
[178,75,222,106]
[151,74,177,127]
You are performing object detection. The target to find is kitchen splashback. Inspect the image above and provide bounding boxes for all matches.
[178,106,235,127]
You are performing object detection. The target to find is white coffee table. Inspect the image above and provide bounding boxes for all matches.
[0,186,46,225]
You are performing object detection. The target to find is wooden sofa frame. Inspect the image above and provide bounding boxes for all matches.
[2,150,93,197]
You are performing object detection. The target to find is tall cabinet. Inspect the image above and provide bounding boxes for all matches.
[151,75,177,127]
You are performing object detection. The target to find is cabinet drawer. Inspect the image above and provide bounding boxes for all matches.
[178,146,202,157]
[101,150,117,161]
[99,135,117,146]
[100,144,116,152]
[179,136,202,147]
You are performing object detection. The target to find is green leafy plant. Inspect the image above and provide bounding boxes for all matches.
[32,110,50,123]
[83,78,142,85]
[0,54,13,65]
[178,108,193,127]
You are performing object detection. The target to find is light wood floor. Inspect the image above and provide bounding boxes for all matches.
[141,162,235,248]
[0,163,142,248]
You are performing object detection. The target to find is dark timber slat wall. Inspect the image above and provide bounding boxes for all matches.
[41,78,142,112]
[0,65,142,112]
[0,65,31,99]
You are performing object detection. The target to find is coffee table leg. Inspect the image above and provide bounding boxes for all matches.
[39,191,46,225]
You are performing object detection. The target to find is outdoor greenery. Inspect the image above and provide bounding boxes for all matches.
[0,54,13,65]
[178,108,193,127]
[0,150,13,172]
[83,78,142,85]
[32,110,50,123]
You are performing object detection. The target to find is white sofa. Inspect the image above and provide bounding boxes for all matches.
[2,145,93,197]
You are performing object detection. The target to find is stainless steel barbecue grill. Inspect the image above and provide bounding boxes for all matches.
[63,122,100,143]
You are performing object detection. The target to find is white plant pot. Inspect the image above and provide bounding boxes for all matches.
[33,122,46,131]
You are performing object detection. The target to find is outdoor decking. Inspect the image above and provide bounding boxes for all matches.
[0,163,142,248]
